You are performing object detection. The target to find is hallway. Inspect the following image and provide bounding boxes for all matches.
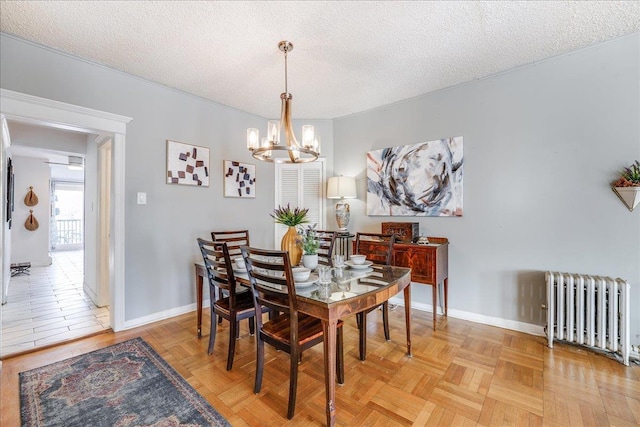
[1,250,110,358]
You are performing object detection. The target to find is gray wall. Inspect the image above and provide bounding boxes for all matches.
[334,34,640,342]
[11,156,50,266]
[0,33,334,321]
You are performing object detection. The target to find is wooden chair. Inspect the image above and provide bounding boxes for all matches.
[354,232,397,361]
[240,246,345,420]
[315,230,337,267]
[210,230,251,324]
[197,239,267,371]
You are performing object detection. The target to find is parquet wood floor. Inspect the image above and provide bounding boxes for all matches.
[2,309,639,426]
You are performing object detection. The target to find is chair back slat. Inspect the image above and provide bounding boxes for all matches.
[197,238,239,304]
[355,232,396,266]
[211,230,250,259]
[240,246,298,316]
[315,230,336,266]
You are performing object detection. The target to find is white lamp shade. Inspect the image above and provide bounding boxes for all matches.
[327,176,356,199]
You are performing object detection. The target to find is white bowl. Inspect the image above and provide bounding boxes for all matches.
[350,254,367,265]
[292,267,311,282]
[234,257,246,269]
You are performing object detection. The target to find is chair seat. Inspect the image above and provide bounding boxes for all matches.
[262,314,343,347]
[214,291,255,315]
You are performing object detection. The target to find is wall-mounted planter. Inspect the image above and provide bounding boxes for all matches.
[612,186,640,212]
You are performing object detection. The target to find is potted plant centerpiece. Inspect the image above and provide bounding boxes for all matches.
[612,160,640,212]
[271,204,309,265]
[297,224,320,269]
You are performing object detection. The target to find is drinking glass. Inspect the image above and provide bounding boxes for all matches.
[318,266,332,285]
[333,254,345,269]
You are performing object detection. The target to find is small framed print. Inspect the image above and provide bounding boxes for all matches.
[223,160,256,198]
[166,140,210,187]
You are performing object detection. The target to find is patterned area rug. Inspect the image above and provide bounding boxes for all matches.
[20,337,230,427]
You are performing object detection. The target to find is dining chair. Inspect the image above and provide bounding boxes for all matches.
[315,230,337,267]
[240,245,345,420]
[354,232,397,361]
[210,230,251,324]
[197,238,267,371]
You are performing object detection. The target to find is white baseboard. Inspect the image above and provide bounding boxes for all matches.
[127,295,544,338]
[388,296,546,337]
[83,282,98,303]
[123,299,210,330]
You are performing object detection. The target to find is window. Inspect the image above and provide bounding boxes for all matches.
[50,181,84,250]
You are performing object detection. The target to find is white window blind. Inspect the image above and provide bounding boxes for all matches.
[275,159,325,245]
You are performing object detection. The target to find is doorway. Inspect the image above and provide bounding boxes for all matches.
[0,88,131,342]
[0,147,111,358]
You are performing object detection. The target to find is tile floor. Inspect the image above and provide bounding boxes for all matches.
[1,250,110,358]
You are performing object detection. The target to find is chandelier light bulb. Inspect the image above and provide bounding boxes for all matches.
[267,120,280,144]
[247,128,259,150]
[302,125,315,148]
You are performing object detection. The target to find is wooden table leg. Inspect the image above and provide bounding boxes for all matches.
[403,285,412,357]
[195,265,204,338]
[322,319,338,427]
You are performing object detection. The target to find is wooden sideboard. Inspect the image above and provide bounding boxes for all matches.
[392,237,448,330]
[356,236,448,329]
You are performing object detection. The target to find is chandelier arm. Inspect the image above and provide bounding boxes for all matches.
[281,95,301,162]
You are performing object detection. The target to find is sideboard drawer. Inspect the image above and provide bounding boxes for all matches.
[392,240,448,286]
[393,246,436,283]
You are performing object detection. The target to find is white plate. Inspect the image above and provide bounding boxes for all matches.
[295,279,317,288]
[232,267,247,274]
[329,291,357,301]
[345,260,373,269]
[296,285,318,296]
[295,273,318,288]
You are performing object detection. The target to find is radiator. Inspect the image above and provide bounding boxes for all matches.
[545,271,630,366]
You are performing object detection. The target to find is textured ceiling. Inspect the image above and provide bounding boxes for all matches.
[1,1,639,119]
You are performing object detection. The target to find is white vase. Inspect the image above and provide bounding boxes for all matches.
[302,254,318,270]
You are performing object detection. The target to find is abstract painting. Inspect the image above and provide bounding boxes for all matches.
[367,137,463,216]
[166,140,210,186]
[223,160,256,198]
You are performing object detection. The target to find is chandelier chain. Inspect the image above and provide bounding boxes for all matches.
[284,48,288,94]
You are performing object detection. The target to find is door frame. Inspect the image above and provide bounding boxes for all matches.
[0,89,131,331]
[96,137,112,307]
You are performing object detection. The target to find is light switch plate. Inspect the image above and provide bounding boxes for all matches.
[137,192,147,205]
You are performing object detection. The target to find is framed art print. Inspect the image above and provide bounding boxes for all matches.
[367,136,463,216]
[223,160,256,198]
[166,140,210,186]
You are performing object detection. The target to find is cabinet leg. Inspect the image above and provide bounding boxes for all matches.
[431,284,437,330]
[444,277,448,316]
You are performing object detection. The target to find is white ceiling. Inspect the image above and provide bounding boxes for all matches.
[1,1,639,119]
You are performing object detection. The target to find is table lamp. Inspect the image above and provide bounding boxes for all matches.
[327,176,357,230]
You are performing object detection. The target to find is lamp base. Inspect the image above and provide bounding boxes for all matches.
[335,202,350,230]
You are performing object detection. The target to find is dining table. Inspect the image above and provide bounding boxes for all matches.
[193,260,412,426]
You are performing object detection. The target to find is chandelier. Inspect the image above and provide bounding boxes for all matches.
[247,41,320,163]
